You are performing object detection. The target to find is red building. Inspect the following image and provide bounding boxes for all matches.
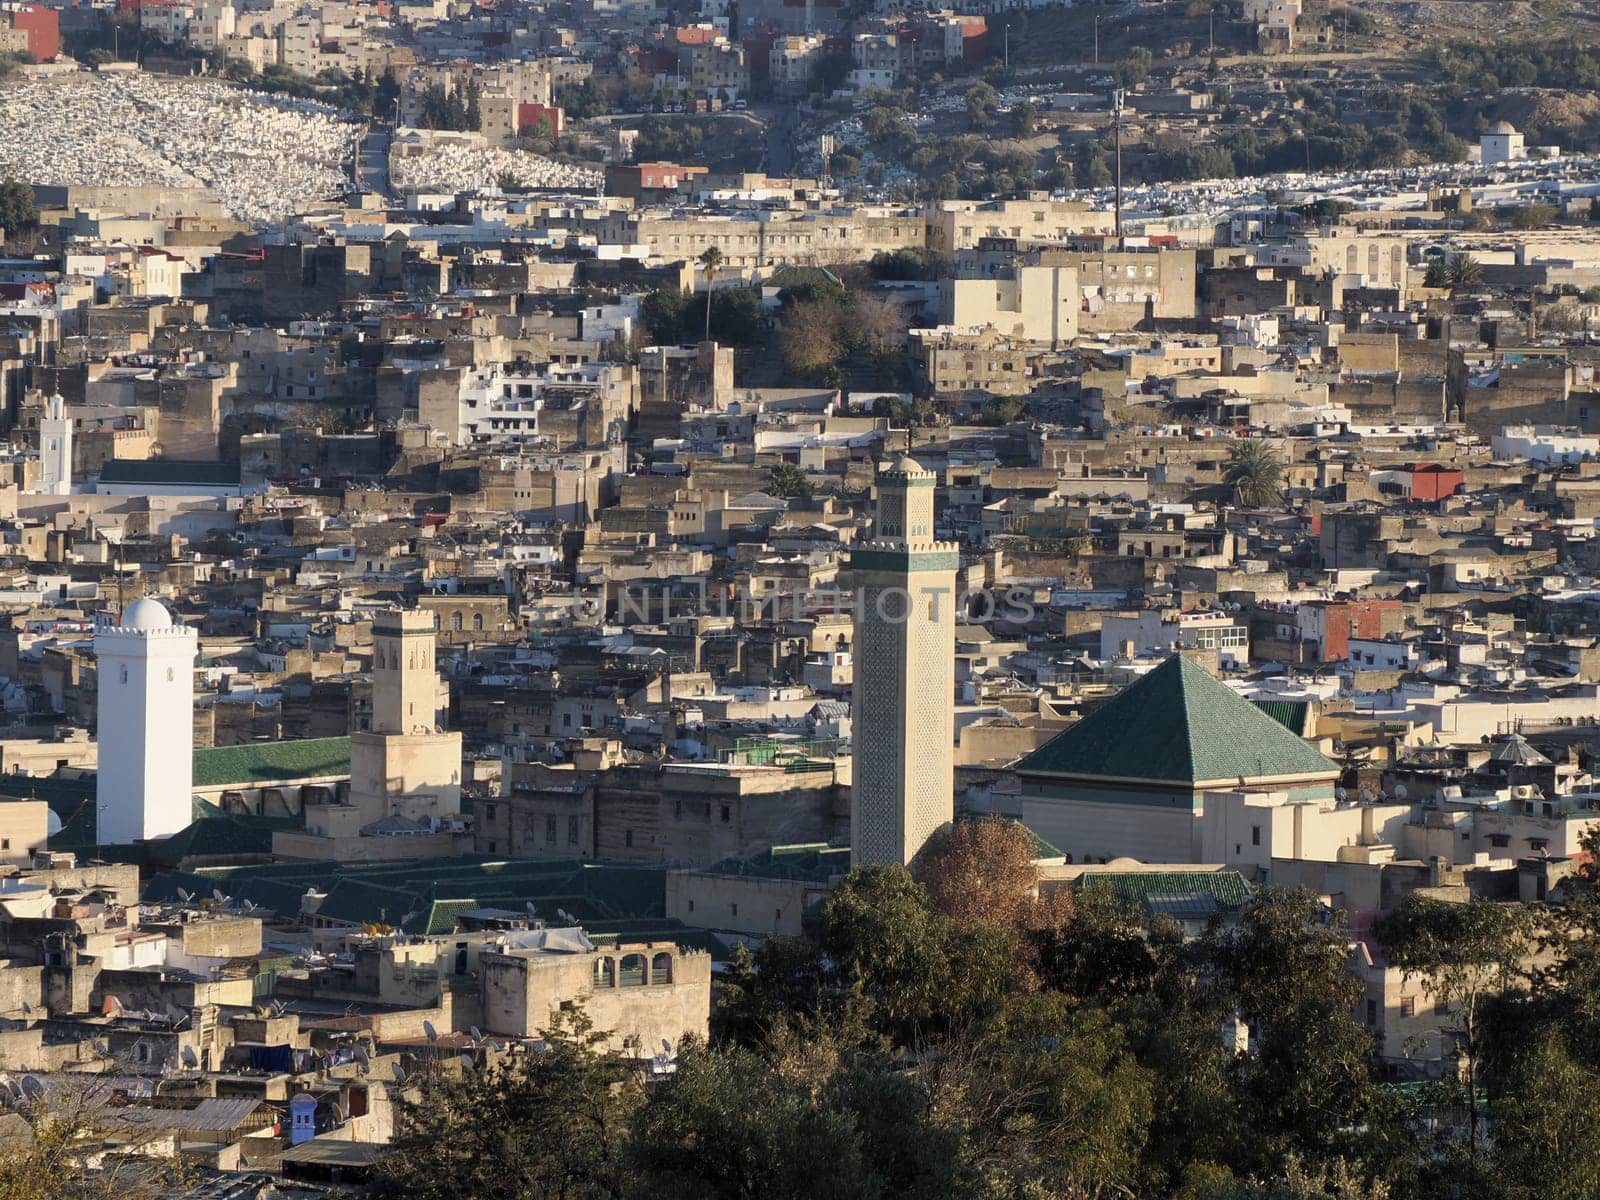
[516,103,563,137]
[1406,462,1465,503]
[8,4,59,62]
[1296,599,1405,663]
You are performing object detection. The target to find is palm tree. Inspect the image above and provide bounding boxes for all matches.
[1446,252,1482,290]
[1223,440,1284,507]
[699,246,724,344]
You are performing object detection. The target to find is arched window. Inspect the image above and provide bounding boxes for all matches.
[473,612,484,632]
[451,611,463,632]
[651,952,673,985]
[1368,244,1380,278]
[1345,245,1359,273]
[618,953,646,986]
[593,958,615,988]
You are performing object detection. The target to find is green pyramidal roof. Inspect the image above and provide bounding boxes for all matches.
[1015,656,1339,786]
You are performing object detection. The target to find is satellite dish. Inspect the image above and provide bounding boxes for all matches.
[19,1076,42,1101]
[469,1026,482,1043]
[391,1063,408,1085]
[332,1101,347,1123]
[459,1054,474,1071]
[181,1046,199,1069]
[212,889,227,904]
[423,1020,438,1042]
[176,889,193,904]
[1393,783,1408,800]
[1335,787,1348,801]
[242,899,256,912]
[353,1044,370,1067]
[661,1039,672,1054]
[524,902,537,916]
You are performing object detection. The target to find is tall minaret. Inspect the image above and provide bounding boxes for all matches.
[95,598,196,843]
[38,393,71,496]
[372,608,446,735]
[849,456,957,866]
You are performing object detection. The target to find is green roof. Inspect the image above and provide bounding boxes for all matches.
[1253,699,1312,736]
[1072,870,1255,911]
[1014,656,1339,785]
[99,459,242,486]
[192,737,352,789]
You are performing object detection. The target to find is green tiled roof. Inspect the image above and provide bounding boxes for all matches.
[192,737,352,789]
[99,459,241,486]
[1014,656,1339,785]
[1073,870,1255,911]
[1253,699,1312,736]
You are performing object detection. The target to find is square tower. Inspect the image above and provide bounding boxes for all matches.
[95,598,197,843]
[849,456,956,867]
[372,608,446,735]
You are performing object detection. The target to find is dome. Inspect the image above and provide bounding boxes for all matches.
[1488,121,1517,135]
[889,454,925,474]
[121,598,173,631]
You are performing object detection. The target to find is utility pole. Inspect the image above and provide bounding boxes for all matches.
[1093,14,1100,66]
[1113,88,1124,244]
[1209,10,1214,56]
[1004,24,1009,69]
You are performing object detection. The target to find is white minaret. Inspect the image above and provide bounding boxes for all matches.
[849,456,957,867]
[95,598,196,844]
[38,393,71,496]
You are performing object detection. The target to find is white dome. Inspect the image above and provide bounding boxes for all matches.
[1488,120,1517,135]
[121,598,173,630]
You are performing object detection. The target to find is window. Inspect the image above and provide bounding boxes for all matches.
[651,952,673,984]
[120,665,128,684]
[625,830,633,848]
[1366,999,1377,1026]
[567,816,578,845]
[618,954,646,986]
[487,841,497,854]
[593,958,615,988]
[545,816,556,843]
[719,805,731,823]
[1400,996,1417,1018]
[451,611,463,631]
[1251,826,1261,847]
[485,804,496,822]
[1434,996,1449,1016]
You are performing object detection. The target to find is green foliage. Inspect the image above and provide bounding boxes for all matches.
[558,77,606,119]
[641,286,763,347]
[868,248,950,282]
[374,1010,640,1200]
[1223,440,1284,506]
[0,179,38,241]
[1116,46,1154,89]
[767,463,812,501]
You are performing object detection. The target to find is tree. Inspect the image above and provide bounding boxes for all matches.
[699,246,724,344]
[642,287,690,343]
[851,294,907,361]
[1376,895,1533,1159]
[1116,47,1154,89]
[1423,257,1450,288]
[1223,440,1284,507]
[495,169,519,192]
[0,178,38,244]
[778,299,846,380]
[767,462,812,501]
[965,81,997,129]
[1009,100,1037,138]
[0,1077,192,1200]
[375,1009,641,1200]
[1445,252,1482,289]
[958,995,1154,1198]
[1213,888,1382,1176]
[911,816,1058,937]
[1486,1027,1600,1200]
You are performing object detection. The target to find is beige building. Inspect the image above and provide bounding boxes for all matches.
[849,457,957,866]
[939,266,1079,347]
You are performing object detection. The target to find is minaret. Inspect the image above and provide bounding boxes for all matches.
[38,393,71,496]
[371,607,444,735]
[849,456,957,866]
[95,598,196,843]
